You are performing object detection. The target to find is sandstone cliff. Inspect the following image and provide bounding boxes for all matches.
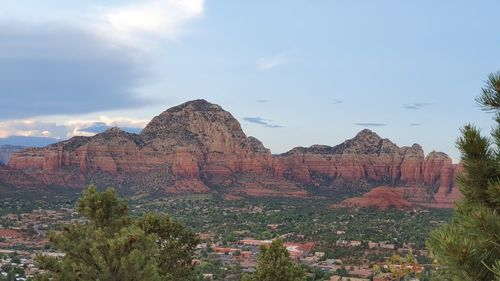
[7,100,281,194]
[4,99,461,208]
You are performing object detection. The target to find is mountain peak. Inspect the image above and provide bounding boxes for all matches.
[3,99,459,209]
[165,99,223,114]
[95,127,137,140]
[139,100,264,155]
[102,127,124,134]
[336,129,394,154]
[282,130,390,155]
[352,129,382,141]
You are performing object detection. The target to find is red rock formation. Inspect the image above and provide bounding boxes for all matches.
[4,99,461,207]
[337,186,414,210]
[274,130,453,189]
[0,165,42,188]
[430,162,463,208]
[7,100,281,193]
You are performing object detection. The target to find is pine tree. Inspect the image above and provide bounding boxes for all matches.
[34,185,199,281]
[427,72,500,280]
[242,238,306,281]
[136,212,200,280]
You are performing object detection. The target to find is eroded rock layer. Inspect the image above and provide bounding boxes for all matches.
[4,99,461,207]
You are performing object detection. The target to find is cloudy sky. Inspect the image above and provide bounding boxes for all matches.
[1,0,499,161]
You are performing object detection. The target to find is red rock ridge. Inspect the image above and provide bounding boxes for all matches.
[274,130,455,188]
[7,100,279,193]
[4,99,461,207]
[337,186,414,210]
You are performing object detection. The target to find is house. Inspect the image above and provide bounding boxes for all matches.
[315,252,325,258]
[285,245,302,260]
[381,244,395,249]
[303,256,318,264]
[213,247,238,254]
[202,273,214,280]
[323,259,342,265]
[379,241,395,249]
[196,243,208,249]
[336,240,349,247]
[419,250,429,257]
[239,239,272,247]
[331,276,370,281]
[198,232,215,240]
[267,224,279,230]
[0,229,22,239]
[240,251,252,257]
[284,242,314,258]
[350,240,362,247]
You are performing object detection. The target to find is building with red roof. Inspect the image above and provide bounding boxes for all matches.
[0,229,22,239]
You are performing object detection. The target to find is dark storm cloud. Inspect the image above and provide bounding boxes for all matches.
[243,117,283,128]
[0,22,151,119]
[403,103,431,110]
[354,122,387,127]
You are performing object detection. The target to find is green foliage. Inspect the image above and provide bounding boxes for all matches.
[76,185,129,231]
[0,264,26,281]
[136,212,200,280]
[34,185,198,281]
[301,264,331,281]
[428,72,500,280]
[243,238,306,281]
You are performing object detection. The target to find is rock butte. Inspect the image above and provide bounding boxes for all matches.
[2,99,461,208]
[337,186,414,210]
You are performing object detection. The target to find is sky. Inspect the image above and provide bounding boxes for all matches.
[1,0,500,161]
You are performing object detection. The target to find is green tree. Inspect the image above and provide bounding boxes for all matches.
[373,251,420,280]
[427,72,500,280]
[137,212,199,280]
[242,238,306,281]
[0,264,26,281]
[34,185,199,281]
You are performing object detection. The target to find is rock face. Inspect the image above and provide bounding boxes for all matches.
[7,100,280,194]
[337,186,414,210]
[4,99,461,207]
[275,130,454,188]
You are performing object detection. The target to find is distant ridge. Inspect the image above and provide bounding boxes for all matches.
[2,99,461,209]
[0,145,25,165]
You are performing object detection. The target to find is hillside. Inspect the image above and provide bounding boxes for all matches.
[2,99,461,208]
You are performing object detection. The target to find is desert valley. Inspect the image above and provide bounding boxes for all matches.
[2,1,499,279]
[0,100,464,280]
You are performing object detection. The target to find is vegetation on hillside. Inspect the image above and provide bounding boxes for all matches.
[241,238,306,281]
[33,185,199,281]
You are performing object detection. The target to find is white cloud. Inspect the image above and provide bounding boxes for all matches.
[256,51,294,70]
[67,116,148,137]
[0,117,148,139]
[0,0,205,120]
[96,0,204,43]
[2,0,205,46]
[257,56,287,70]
